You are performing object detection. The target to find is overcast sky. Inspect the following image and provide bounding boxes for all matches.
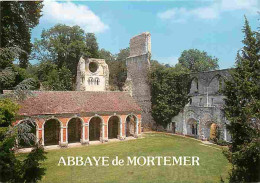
[31,0,260,69]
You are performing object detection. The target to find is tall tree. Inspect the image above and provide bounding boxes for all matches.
[178,49,219,72]
[0,98,46,182]
[85,33,99,58]
[99,48,129,90]
[150,61,190,128]
[0,1,43,68]
[223,17,260,182]
[33,24,99,87]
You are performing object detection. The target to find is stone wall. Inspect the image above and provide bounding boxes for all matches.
[125,32,154,130]
[167,69,232,141]
[76,57,109,91]
[14,113,142,147]
[129,32,151,57]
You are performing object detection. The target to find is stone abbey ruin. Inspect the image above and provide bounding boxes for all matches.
[11,32,232,147]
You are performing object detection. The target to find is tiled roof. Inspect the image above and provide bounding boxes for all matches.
[16,91,141,116]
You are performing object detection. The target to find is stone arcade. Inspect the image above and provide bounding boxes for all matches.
[13,91,142,147]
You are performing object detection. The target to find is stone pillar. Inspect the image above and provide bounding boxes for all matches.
[134,120,139,138]
[82,123,89,145]
[125,32,154,131]
[100,116,109,142]
[137,114,142,136]
[121,115,127,139]
[37,118,45,145]
[119,120,123,140]
[38,128,43,145]
[60,126,68,147]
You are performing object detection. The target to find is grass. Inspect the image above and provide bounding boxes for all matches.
[17,133,231,183]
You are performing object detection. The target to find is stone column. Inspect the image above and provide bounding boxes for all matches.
[37,118,45,145]
[100,116,108,142]
[60,126,68,147]
[38,128,44,146]
[119,120,123,139]
[101,123,108,142]
[82,123,89,145]
[134,120,139,138]
[120,115,126,139]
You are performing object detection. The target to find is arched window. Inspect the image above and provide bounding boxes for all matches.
[95,78,100,85]
[208,75,223,94]
[88,77,93,85]
[81,76,84,84]
[190,78,199,93]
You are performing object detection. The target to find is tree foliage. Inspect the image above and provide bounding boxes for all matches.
[223,17,260,182]
[150,61,190,128]
[99,48,129,90]
[178,49,219,72]
[0,64,38,93]
[0,98,47,183]
[0,1,43,68]
[33,24,99,87]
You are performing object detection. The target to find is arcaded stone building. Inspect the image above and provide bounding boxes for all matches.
[13,91,141,147]
[167,69,232,141]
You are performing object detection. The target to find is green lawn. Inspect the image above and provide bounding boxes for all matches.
[18,133,231,183]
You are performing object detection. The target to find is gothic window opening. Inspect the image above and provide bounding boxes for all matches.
[190,78,199,94]
[126,115,137,137]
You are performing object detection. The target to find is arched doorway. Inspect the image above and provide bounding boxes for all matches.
[89,117,102,141]
[67,118,82,143]
[205,122,217,140]
[126,115,137,137]
[187,118,198,136]
[210,123,218,140]
[44,119,61,146]
[17,120,37,148]
[108,116,120,139]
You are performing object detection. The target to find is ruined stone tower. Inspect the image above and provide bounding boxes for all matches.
[125,32,154,130]
[76,57,109,91]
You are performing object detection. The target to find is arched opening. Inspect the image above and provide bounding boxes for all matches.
[44,119,61,146]
[187,118,198,136]
[190,78,198,94]
[208,75,223,94]
[88,77,94,85]
[209,123,218,140]
[68,118,82,143]
[89,117,102,141]
[125,115,137,137]
[17,120,37,148]
[89,62,98,73]
[204,122,212,140]
[108,116,120,139]
[95,77,100,85]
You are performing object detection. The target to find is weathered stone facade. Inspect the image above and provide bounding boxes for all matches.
[167,69,232,141]
[76,57,109,91]
[125,32,154,130]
